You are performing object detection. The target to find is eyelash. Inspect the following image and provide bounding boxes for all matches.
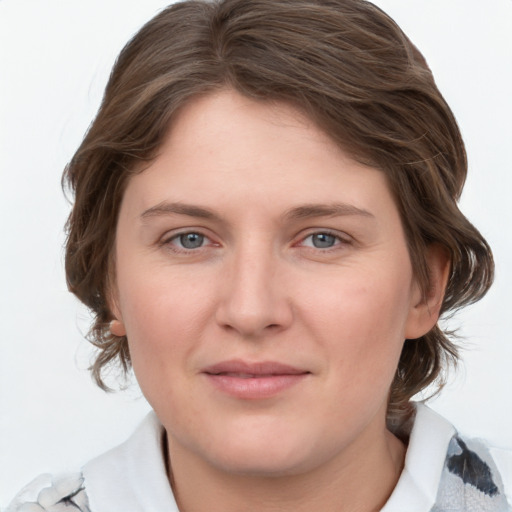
[161,229,351,254]
[297,230,350,251]
[161,231,216,253]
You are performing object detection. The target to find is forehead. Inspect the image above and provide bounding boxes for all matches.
[121,89,398,226]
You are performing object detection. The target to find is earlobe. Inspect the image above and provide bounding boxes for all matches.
[110,318,127,337]
[107,281,126,337]
[405,244,451,340]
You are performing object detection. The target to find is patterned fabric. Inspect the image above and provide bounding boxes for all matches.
[432,436,510,511]
[5,474,90,512]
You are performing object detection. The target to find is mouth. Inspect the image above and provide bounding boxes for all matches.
[202,360,310,399]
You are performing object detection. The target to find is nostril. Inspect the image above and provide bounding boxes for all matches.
[214,286,294,337]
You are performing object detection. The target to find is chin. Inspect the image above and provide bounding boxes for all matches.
[209,447,312,477]
[198,425,329,478]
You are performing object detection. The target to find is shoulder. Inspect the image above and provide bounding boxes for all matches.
[5,473,90,512]
[434,435,512,511]
[490,444,512,499]
[6,412,177,512]
[384,403,512,512]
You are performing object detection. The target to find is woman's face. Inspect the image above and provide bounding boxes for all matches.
[111,90,438,476]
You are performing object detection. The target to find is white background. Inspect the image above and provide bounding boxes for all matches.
[1,0,511,507]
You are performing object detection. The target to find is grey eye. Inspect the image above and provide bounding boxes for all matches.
[311,233,337,248]
[179,233,205,249]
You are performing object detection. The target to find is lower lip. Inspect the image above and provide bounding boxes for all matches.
[204,373,308,399]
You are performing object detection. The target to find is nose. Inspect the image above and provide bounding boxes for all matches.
[215,243,293,339]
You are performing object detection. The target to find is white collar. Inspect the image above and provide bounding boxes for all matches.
[83,411,179,512]
[381,402,456,512]
[83,403,455,512]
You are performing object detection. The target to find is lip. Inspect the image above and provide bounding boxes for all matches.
[202,359,310,399]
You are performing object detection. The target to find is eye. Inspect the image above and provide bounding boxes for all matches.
[299,231,347,250]
[308,233,337,248]
[178,232,205,249]
[165,231,209,250]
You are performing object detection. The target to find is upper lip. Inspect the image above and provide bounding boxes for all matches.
[202,359,309,376]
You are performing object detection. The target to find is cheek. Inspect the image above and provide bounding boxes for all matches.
[302,261,414,371]
[116,266,215,374]
[118,258,210,325]
[300,270,413,427]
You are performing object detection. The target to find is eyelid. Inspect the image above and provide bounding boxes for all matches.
[295,229,353,249]
[160,228,220,251]
[158,227,352,252]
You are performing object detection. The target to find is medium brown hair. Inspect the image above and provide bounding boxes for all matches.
[63,0,494,423]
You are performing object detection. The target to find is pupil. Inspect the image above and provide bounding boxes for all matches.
[180,233,204,249]
[313,233,335,248]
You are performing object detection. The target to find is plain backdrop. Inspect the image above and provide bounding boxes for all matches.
[1,0,511,507]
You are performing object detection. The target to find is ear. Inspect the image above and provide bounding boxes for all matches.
[110,318,127,337]
[107,284,127,337]
[405,244,450,340]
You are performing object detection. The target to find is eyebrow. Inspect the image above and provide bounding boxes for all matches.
[283,203,375,221]
[140,201,374,222]
[141,202,220,221]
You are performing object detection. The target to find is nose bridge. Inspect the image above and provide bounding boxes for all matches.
[216,236,291,337]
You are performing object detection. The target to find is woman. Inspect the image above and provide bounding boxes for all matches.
[6,0,511,511]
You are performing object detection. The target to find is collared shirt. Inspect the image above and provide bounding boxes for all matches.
[7,403,512,511]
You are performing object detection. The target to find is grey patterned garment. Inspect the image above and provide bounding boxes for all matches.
[6,435,510,512]
[432,436,510,511]
[5,474,90,512]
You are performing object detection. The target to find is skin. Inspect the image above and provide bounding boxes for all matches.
[110,90,448,512]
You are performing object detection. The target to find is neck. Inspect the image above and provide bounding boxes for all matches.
[166,423,406,512]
